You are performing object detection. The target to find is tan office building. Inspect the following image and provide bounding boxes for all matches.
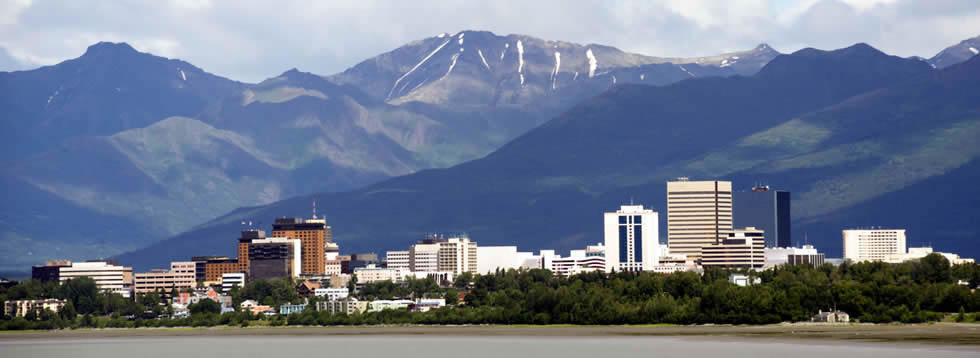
[667,178,733,261]
[134,262,196,294]
[702,227,766,269]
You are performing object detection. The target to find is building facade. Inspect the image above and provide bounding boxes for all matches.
[134,265,196,295]
[733,186,791,248]
[604,205,660,272]
[764,245,823,268]
[842,229,906,262]
[385,250,410,270]
[353,265,409,284]
[222,272,246,292]
[437,237,478,275]
[4,299,66,317]
[31,260,71,283]
[202,258,240,283]
[272,217,330,276]
[248,237,301,280]
[667,179,733,261]
[701,227,765,269]
[59,261,133,296]
[316,298,368,315]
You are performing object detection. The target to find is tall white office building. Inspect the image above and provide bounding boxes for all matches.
[842,229,906,262]
[604,205,660,272]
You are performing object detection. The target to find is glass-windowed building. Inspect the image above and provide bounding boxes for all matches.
[603,205,660,272]
[733,186,791,248]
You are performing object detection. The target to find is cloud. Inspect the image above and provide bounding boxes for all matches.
[0,0,977,82]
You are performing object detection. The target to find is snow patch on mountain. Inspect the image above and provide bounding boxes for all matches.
[442,53,460,81]
[551,52,561,90]
[180,70,186,81]
[478,49,491,70]
[586,49,597,78]
[971,47,979,55]
[458,33,464,46]
[517,40,525,74]
[678,65,694,77]
[388,38,451,100]
[640,74,645,81]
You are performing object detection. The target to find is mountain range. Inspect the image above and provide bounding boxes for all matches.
[116,40,980,271]
[0,31,783,271]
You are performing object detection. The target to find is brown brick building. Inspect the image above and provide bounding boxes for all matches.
[272,217,331,276]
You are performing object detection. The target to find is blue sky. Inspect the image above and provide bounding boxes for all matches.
[1,0,977,82]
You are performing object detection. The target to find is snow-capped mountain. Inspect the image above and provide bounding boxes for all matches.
[929,35,980,69]
[329,30,780,108]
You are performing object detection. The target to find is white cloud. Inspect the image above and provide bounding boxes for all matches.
[0,0,32,25]
[0,0,977,82]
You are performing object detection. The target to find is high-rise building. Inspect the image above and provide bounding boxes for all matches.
[238,229,266,273]
[733,186,791,248]
[272,217,330,276]
[437,237,478,275]
[411,239,442,272]
[701,227,765,269]
[842,229,907,262]
[667,178,733,261]
[248,237,302,280]
[604,205,660,272]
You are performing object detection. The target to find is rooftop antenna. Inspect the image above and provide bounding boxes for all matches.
[312,199,317,219]
[630,196,634,205]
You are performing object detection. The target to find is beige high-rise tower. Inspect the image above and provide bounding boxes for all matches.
[667,178,733,261]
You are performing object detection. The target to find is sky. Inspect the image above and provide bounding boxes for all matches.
[1,0,978,83]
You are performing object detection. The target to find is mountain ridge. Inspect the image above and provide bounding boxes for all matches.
[113,41,977,271]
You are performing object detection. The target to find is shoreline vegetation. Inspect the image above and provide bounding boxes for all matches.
[0,323,979,347]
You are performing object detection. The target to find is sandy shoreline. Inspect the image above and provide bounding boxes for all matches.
[1,323,978,347]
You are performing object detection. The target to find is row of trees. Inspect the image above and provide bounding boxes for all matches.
[2,253,979,329]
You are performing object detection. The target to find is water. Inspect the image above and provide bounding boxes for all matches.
[1,336,975,358]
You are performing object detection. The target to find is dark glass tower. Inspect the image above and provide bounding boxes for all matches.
[733,186,791,248]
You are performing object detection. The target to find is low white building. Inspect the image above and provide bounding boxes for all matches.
[729,274,760,287]
[369,299,414,312]
[765,245,823,268]
[884,247,976,265]
[59,261,133,297]
[547,244,606,276]
[314,287,349,301]
[221,272,246,292]
[354,265,410,284]
[414,298,446,312]
[476,246,537,274]
[4,299,66,317]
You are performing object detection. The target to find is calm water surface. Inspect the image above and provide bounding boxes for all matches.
[1,336,976,358]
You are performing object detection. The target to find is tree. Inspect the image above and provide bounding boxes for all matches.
[189,299,222,315]
[59,301,77,321]
[60,277,99,314]
[916,253,952,283]
[348,274,358,294]
[444,288,459,306]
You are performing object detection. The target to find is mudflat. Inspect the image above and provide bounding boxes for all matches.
[1,323,978,346]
